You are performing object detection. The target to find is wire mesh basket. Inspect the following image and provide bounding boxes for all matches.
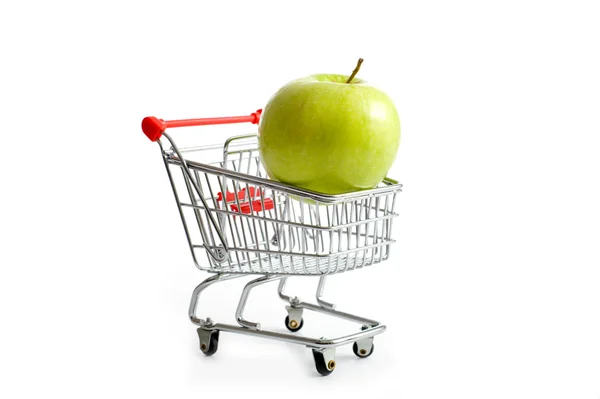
[144,112,402,275]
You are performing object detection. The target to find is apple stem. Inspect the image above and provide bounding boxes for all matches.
[346,58,364,84]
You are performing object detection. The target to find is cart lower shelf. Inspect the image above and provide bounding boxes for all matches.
[189,273,385,376]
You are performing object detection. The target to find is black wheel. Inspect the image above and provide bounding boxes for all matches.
[198,330,219,356]
[285,315,304,332]
[312,350,335,376]
[352,342,374,358]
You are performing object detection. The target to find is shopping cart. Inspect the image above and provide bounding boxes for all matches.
[141,110,402,375]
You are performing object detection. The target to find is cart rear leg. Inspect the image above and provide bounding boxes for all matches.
[189,274,244,356]
[236,275,282,329]
[189,273,242,326]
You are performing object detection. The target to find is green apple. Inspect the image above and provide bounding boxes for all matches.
[258,60,400,195]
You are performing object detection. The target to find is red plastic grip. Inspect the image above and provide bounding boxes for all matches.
[231,198,274,214]
[217,187,258,203]
[141,116,166,142]
[217,186,274,215]
[142,110,262,142]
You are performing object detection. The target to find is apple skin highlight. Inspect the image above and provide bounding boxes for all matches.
[258,74,401,195]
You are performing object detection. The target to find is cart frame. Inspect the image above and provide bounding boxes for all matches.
[142,111,402,375]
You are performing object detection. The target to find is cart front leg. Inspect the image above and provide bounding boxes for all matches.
[278,275,381,327]
[316,275,335,310]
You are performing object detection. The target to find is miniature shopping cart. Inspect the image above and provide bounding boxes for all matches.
[141,110,402,376]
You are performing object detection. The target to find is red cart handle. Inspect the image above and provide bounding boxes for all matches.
[142,110,262,142]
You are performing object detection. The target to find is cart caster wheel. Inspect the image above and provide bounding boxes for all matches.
[285,315,304,332]
[312,349,336,376]
[285,306,304,332]
[197,329,219,356]
[353,341,374,358]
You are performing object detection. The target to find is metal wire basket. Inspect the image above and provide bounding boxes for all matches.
[147,116,402,275]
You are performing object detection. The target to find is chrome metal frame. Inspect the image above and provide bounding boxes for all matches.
[159,133,401,275]
[154,128,402,374]
[188,273,386,349]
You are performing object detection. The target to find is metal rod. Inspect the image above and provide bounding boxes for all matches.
[189,273,242,325]
[278,277,292,302]
[162,132,229,261]
[236,275,282,329]
[166,155,401,204]
[207,322,386,349]
[316,276,335,309]
[296,301,380,326]
[158,140,202,270]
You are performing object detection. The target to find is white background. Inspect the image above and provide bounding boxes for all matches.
[1,1,599,398]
